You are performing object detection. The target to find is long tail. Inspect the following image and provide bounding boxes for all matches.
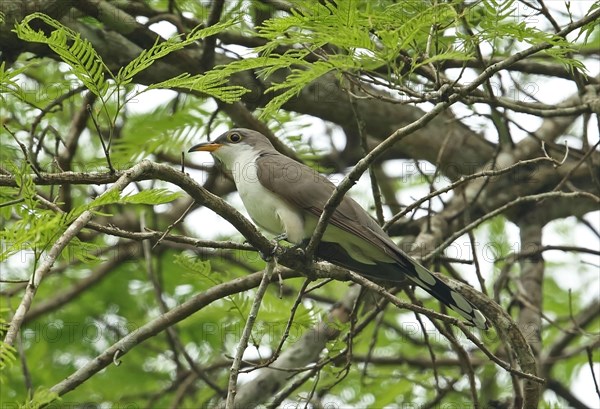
[315,242,489,329]
[403,261,489,330]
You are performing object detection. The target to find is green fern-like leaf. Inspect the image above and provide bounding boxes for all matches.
[145,72,249,103]
[0,308,17,372]
[13,13,110,98]
[174,253,212,276]
[120,188,181,205]
[0,163,73,262]
[174,253,221,287]
[19,387,59,409]
[0,62,29,98]
[82,188,181,211]
[117,20,236,86]
[261,61,334,119]
[0,342,16,373]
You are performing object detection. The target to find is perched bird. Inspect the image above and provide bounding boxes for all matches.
[189,128,488,329]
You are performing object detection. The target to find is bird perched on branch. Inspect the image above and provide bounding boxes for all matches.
[189,128,488,330]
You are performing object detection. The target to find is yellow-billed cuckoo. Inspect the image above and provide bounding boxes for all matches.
[189,128,488,329]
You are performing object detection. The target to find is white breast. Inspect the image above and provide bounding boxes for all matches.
[215,144,306,244]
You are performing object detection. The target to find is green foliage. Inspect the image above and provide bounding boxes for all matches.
[145,71,248,103]
[14,13,111,99]
[261,60,335,119]
[0,308,17,378]
[116,21,234,86]
[0,163,68,262]
[0,62,30,99]
[11,12,248,146]
[467,0,586,70]
[204,0,589,119]
[0,160,179,263]
[122,188,181,205]
[0,341,16,380]
[86,188,181,208]
[174,253,218,286]
[112,101,207,163]
[1,1,597,407]
[20,388,59,409]
[486,215,511,259]
[211,0,475,118]
[13,14,247,103]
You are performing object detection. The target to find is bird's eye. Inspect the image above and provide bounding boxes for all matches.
[228,132,242,143]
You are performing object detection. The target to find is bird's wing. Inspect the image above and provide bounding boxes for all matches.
[256,152,404,257]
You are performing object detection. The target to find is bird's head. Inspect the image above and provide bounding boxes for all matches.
[188,128,275,169]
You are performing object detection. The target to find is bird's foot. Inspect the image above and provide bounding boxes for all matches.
[280,241,308,263]
[260,233,289,262]
[271,233,290,257]
[288,243,318,280]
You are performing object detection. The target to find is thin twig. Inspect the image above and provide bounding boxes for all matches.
[424,191,599,263]
[5,125,43,179]
[382,156,557,230]
[349,93,385,225]
[552,139,599,192]
[225,260,275,408]
[251,278,312,370]
[497,245,600,261]
[199,0,225,70]
[468,231,488,295]
[86,105,115,173]
[456,322,545,384]
[266,367,320,409]
[152,200,196,249]
[360,309,385,383]
[343,270,545,384]
[168,372,197,409]
[0,198,24,209]
[13,305,33,398]
[586,346,600,400]
[436,316,480,409]
[410,293,441,390]
[141,211,186,374]
[48,268,301,400]
[30,85,87,142]
[541,140,569,167]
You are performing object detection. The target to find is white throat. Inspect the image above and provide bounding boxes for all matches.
[212,143,260,185]
[212,143,306,243]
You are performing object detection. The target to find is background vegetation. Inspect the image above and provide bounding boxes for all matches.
[0,0,599,408]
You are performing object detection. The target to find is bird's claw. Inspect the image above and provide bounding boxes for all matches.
[259,233,289,262]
